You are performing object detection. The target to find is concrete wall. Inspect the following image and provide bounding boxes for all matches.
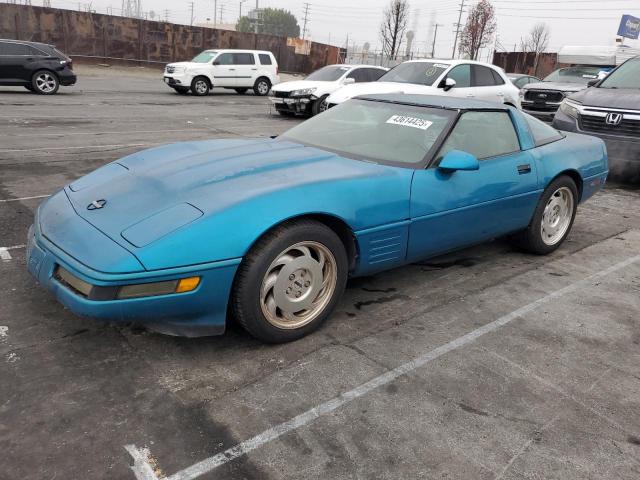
[0,4,342,73]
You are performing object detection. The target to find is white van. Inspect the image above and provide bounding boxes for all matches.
[163,49,279,96]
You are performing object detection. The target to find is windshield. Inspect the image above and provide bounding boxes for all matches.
[598,58,640,89]
[378,62,450,86]
[543,65,607,84]
[279,99,455,166]
[307,66,350,81]
[191,51,217,63]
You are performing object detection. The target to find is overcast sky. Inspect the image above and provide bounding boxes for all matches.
[50,0,640,59]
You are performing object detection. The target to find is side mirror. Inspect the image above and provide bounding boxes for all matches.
[343,77,356,85]
[587,79,598,87]
[438,150,479,172]
[212,61,220,66]
[441,78,456,91]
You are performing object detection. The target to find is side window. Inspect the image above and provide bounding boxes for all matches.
[29,45,47,56]
[437,111,520,161]
[523,113,564,146]
[0,42,6,56]
[215,53,234,65]
[347,68,369,82]
[514,77,528,89]
[447,64,471,88]
[366,68,386,81]
[258,53,272,65]
[2,42,31,55]
[472,65,498,87]
[233,53,255,65]
[490,69,505,85]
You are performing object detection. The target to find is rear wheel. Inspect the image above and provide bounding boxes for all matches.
[231,220,348,343]
[253,77,271,96]
[235,88,248,94]
[32,70,59,95]
[190,76,210,96]
[514,175,578,255]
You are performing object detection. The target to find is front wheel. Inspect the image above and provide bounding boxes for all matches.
[514,175,578,255]
[190,76,210,96]
[231,220,348,343]
[311,95,329,116]
[253,77,271,96]
[32,70,59,95]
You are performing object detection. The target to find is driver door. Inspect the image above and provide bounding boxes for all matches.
[408,110,540,261]
[441,63,474,99]
[212,52,237,87]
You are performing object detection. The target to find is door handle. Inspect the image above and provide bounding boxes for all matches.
[466,94,475,98]
[229,68,235,70]
[517,164,532,175]
[497,92,504,96]
[251,68,258,70]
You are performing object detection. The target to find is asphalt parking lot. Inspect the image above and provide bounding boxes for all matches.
[1,66,640,480]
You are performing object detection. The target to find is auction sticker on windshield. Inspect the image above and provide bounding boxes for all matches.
[386,115,433,130]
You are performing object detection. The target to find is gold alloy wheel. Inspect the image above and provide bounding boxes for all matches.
[259,241,338,329]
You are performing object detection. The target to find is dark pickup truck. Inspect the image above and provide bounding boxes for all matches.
[553,57,640,182]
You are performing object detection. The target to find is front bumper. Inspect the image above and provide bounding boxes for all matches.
[163,72,193,88]
[269,95,314,114]
[26,220,240,337]
[553,110,640,181]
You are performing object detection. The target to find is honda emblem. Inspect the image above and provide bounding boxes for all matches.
[605,112,623,126]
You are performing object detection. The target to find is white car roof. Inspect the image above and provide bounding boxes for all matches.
[203,49,274,55]
[322,64,388,70]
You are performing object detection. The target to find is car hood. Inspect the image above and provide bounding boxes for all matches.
[166,61,200,69]
[62,138,409,269]
[568,87,640,110]
[271,80,336,93]
[327,82,435,104]
[524,82,587,93]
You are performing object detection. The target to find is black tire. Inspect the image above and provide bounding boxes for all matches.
[174,86,190,95]
[235,88,248,94]
[513,175,578,255]
[277,109,295,117]
[311,95,329,116]
[253,77,271,96]
[32,70,59,95]
[190,76,210,96]
[231,219,348,343]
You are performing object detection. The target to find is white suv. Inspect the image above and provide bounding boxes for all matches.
[163,49,279,96]
[326,59,520,108]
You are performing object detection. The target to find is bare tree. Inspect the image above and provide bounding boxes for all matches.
[458,0,497,60]
[519,23,550,75]
[380,0,410,60]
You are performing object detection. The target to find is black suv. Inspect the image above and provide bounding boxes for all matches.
[0,39,76,94]
[553,56,640,182]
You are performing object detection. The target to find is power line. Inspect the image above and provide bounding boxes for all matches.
[451,0,465,59]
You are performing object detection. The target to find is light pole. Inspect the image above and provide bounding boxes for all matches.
[239,0,247,20]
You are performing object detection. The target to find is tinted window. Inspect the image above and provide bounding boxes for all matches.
[258,53,272,65]
[514,77,528,88]
[447,64,471,88]
[438,111,520,161]
[29,45,47,56]
[347,68,370,82]
[215,53,234,65]
[234,53,255,65]
[523,113,564,146]
[365,68,386,81]
[473,65,498,86]
[280,100,455,166]
[0,42,31,55]
[491,69,505,85]
[378,62,450,86]
[598,57,640,89]
[306,65,350,81]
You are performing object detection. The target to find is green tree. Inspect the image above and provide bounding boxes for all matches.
[236,8,301,37]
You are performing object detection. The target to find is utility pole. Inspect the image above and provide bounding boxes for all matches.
[164,8,169,21]
[254,0,259,34]
[189,0,195,26]
[301,2,310,40]
[431,23,441,58]
[219,3,224,24]
[451,0,465,59]
[239,0,247,20]
[214,0,217,25]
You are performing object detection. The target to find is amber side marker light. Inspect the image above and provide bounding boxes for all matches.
[117,276,201,299]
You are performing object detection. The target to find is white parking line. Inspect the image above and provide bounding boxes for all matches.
[125,253,640,480]
[0,245,26,262]
[0,194,50,203]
